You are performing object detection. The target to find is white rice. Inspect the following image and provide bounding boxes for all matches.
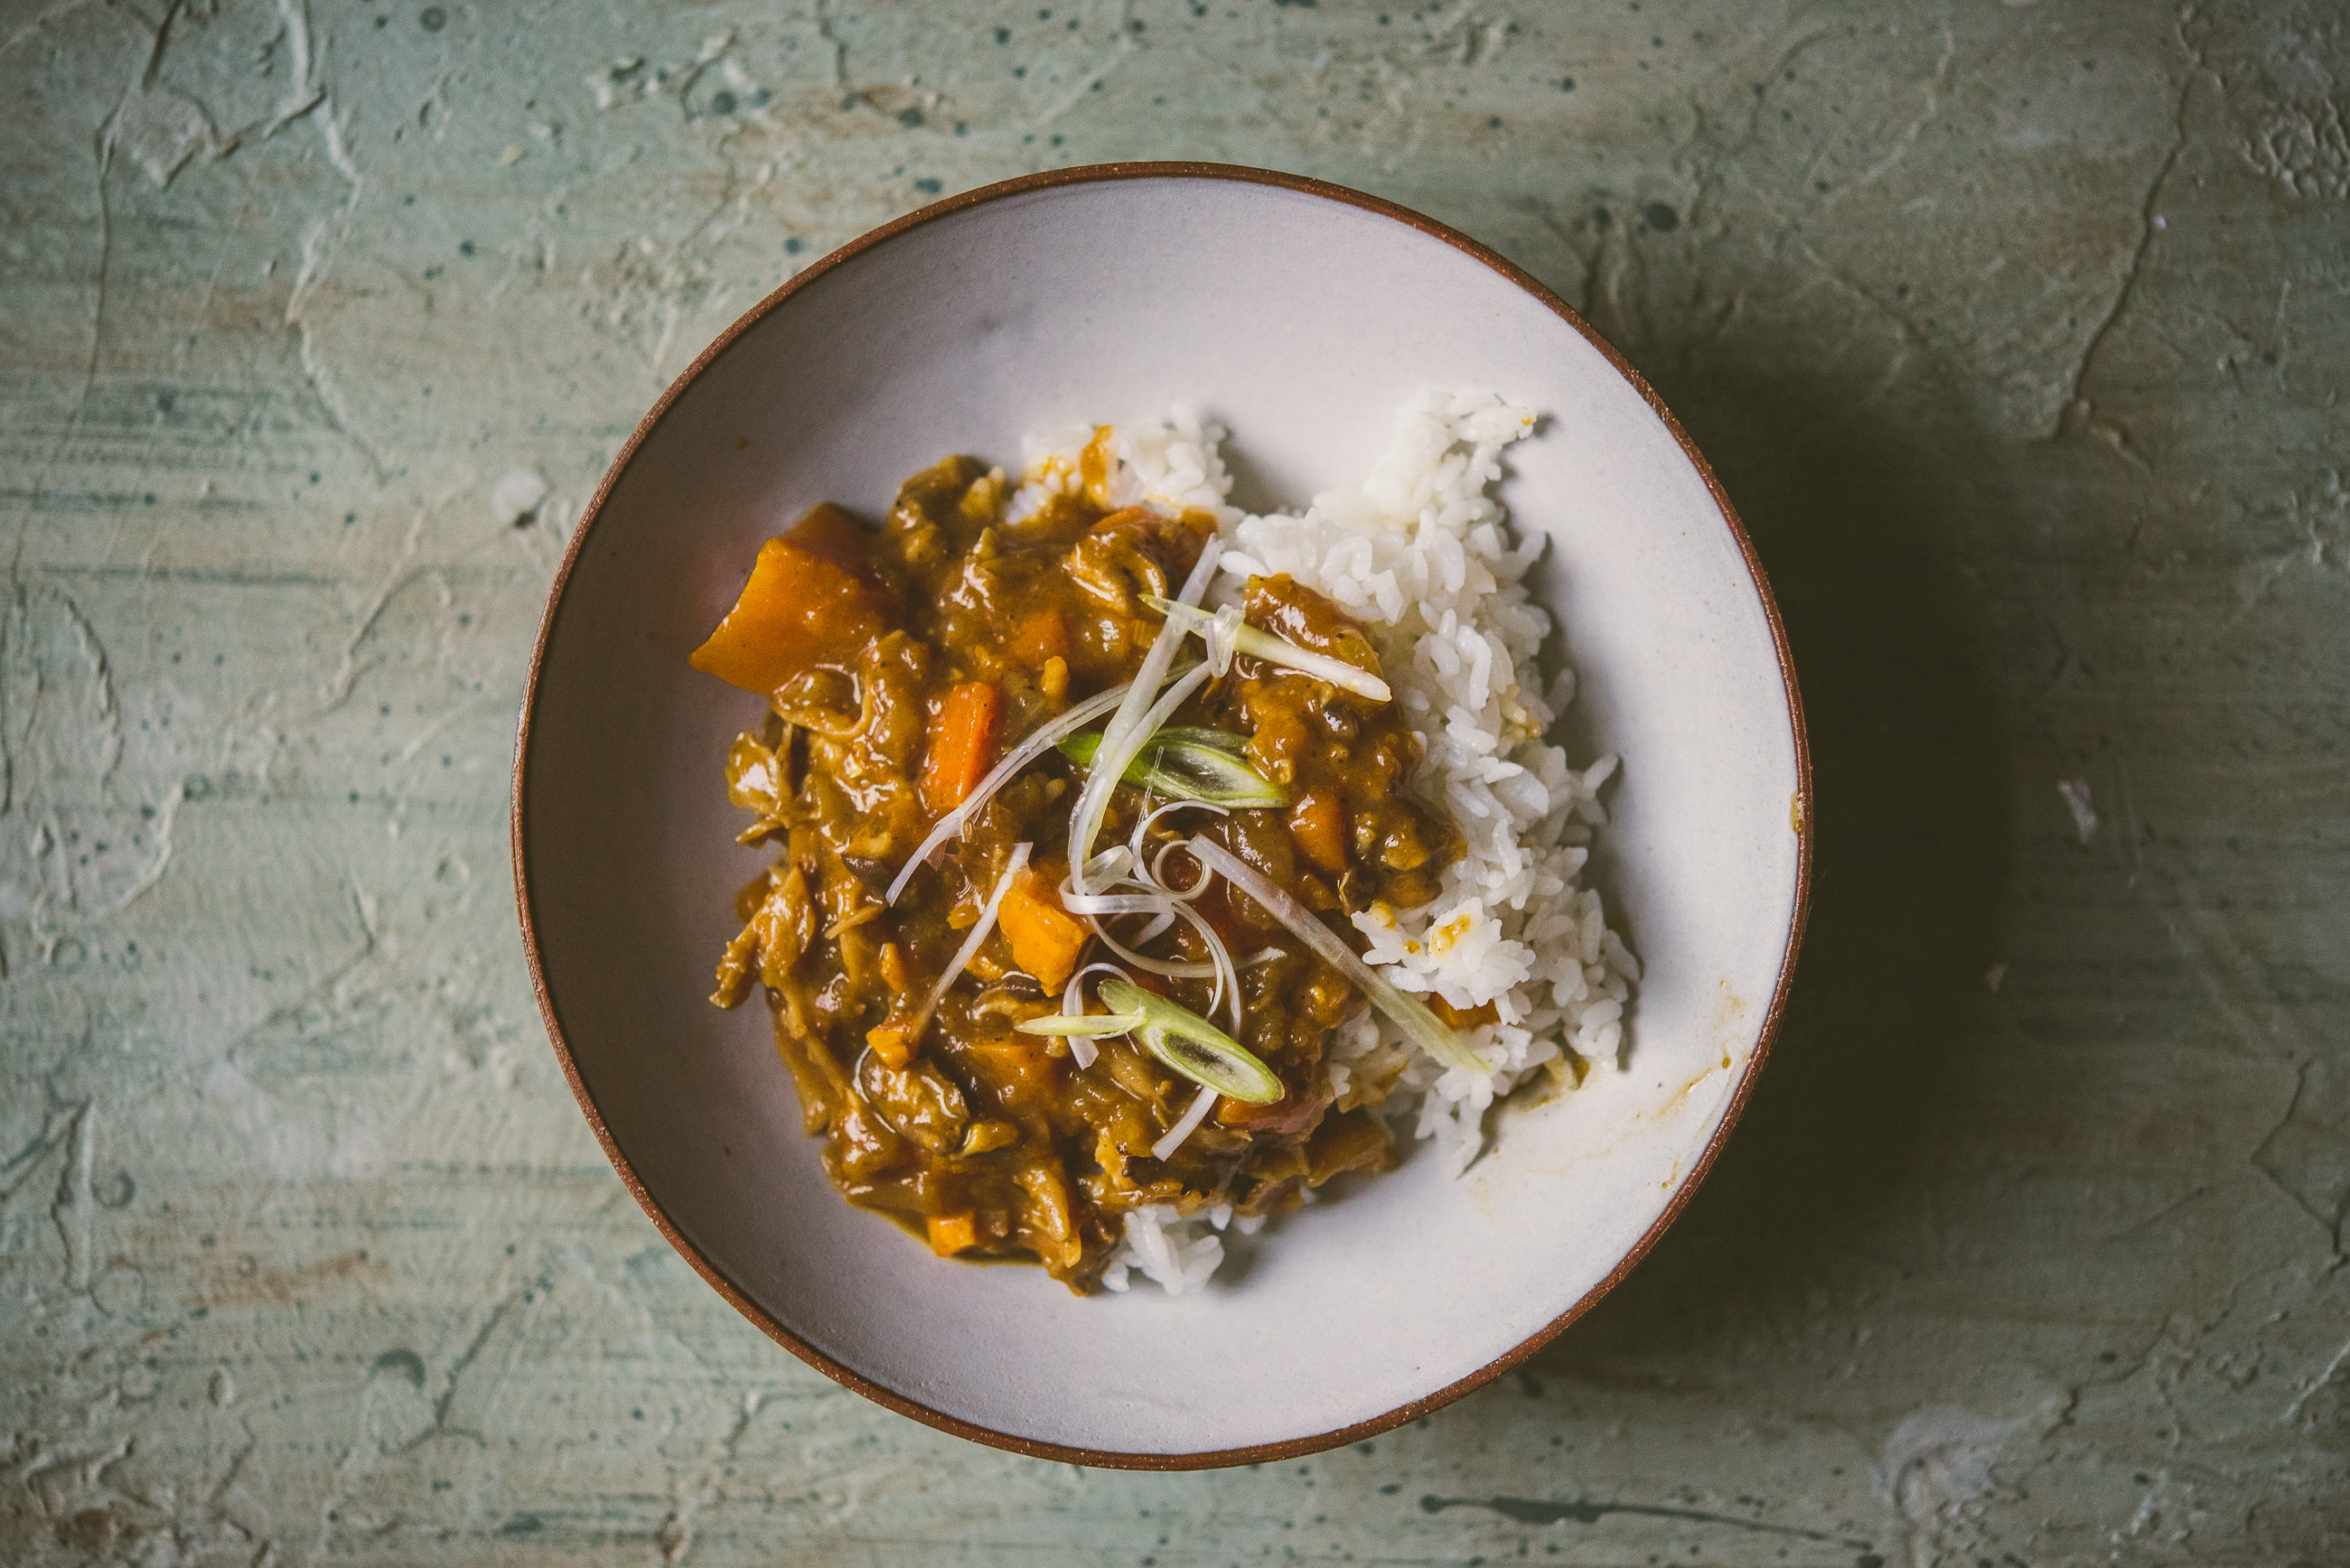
[1008,394,1636,1292]
[1097,1202,1266,1295]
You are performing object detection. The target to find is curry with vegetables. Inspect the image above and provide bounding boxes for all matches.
[695,443,1484,1291]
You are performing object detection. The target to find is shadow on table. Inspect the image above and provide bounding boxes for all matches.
[1535,349,2015,1370]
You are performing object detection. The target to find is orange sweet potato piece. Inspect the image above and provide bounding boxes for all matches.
[926,1211,979,1255]
[1287,790,1350,874]
[919,681,1001,816]
[998,871,1089,993]
[689,506,889,695]
[777,501,885,581]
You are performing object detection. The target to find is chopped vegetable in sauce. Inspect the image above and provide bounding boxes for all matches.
[698,454,1461,1289]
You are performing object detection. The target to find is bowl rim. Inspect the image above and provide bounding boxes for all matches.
[510,159,1813,1470]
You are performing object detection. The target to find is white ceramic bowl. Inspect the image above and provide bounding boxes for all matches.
[513,163,1809,1468]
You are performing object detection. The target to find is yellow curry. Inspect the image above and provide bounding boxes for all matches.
[694,444,1470,1291]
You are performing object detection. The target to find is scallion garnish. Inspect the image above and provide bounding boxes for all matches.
[1151,1086,1219,1162]
[888,681,1141,906]
[1184,835,1493,1078]
[1096,975,1284,1106]
[1058,726,1287,808]
[894,842,1031,1053]
[1068,541,1224,895]
[1141,593,1392,704]
[1015,1010,1147,1038]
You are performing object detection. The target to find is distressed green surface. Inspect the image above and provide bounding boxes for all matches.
[4,1,2347,1563]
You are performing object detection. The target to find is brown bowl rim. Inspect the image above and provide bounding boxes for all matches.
[510,159,1813,1471]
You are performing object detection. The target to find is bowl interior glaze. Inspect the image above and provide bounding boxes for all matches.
[515,165,1808,1466]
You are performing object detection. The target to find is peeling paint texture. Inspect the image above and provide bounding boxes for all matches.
[3,2,2347,1564]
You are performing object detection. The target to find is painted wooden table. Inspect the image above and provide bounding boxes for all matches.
[5,2,2345,1563]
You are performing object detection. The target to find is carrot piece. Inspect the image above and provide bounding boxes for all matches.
[998,870,1089,992]
[920,681,1001,816]
[689,507,889,695]
[926,1211,979,1256]
[1287,790,1349,874]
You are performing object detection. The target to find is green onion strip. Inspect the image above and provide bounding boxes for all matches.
[1141,594,1393,704]
[1015,966,1283,1156]
[1097,976,1285,1106]
[901,842,1032,1050]
[1067,540,1225,897]
[888,684,1135,905]
[1058,726,1286,808]
[1153,1086,1219,1162]
[1184,835,1492,1078]
[1015,1012,1148,1037]
[1050,959,1138,1069]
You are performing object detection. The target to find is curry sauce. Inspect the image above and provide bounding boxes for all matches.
[698,452,1461,1290]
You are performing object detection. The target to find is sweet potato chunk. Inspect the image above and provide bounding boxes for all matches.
[689,505,889,695]
[998,870,1089,992]
[927,1211,979,1255]
[1287,789,1349,874]
[781,500,884,578]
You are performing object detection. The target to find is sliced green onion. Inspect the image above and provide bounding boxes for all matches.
[1069,542,1224,894]
[1142,594,1392,704]
[1152,1085,1218,1162]
[901,843,1031,1050]
[1184,835,1491,1078]
[1096,976,1284,1106]
[1058,726,1287,807]
[1015,1011,1147,1037]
